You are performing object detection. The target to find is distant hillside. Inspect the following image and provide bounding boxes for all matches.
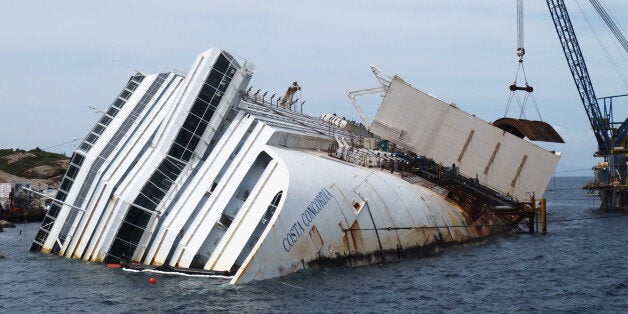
[0,148,69,188]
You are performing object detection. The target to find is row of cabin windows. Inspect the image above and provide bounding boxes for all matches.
[167,55,236,162]
[106,54,239,262]
[36,149,87,245]
[75,73,170,208]
[73,74,168,209]
[32,152,88,246]
[50,151,85,210]
[31,75,144,250]
[79,75,145,152]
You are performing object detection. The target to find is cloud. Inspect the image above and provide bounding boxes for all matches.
[0,0,625,175]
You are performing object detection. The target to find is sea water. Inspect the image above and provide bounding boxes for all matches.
[0,177,626,312]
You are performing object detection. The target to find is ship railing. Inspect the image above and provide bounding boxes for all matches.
[405,158,525,208]
[240,94,364,142]
[241,97,337,137]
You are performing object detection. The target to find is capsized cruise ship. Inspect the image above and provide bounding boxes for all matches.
[31,48,560,284]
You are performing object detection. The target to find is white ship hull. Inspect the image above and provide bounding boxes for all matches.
[31,48,558,284]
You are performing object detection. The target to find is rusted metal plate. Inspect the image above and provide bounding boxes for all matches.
[493,118,565,143]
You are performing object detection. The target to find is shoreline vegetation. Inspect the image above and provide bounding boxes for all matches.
[0,148,69,188]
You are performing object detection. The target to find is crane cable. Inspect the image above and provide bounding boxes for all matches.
[43,137,81,150]
[574,0,628,90]
[517,0,525,58]
[588,0,628,55]
[505,0,543,121]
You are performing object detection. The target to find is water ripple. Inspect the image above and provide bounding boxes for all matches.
[1,177,626,312]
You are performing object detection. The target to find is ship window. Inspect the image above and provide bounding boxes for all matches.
[173,129,193,148]
[263,191,282,223]
[143,181,167,201]
[237,189,250,201]
[106,107,119,117]
[99,116,112,126]
[56,191,67,202]
[210,92,223,106]
[85,133,98,144]
[79,142,92,152]
[116,210,149,237]
[201,82,217,97]
[92,124,105,135]
[119,90,132,100]
[214,53,230,74]
[226,66,236,78]
[181,149,193,162]
[70,153,85,166]
[190,99,207,118]
[66,165,79,179]
[194,121,208,137]
[203,106,216,121]
[125,207,152,227]
[217,80,228,93]
[131,74,145,83]
[198,84,216,104]
[48,203,61,217]
[112,98,125,109]
[168,142,186,161]
[163,156,185,174]
[116,221,143,243]
[206,70,223,89]
[219,213,234,229]
[188,135,201,152]
[135,193,158,210]
[182,114,201,133]
[352,199,365,213]
[127,81,139,91]
[150,170,173,192]
[59,178,73,192]
[157,161,181,182]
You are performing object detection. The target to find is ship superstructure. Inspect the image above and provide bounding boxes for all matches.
[31,48,560,284]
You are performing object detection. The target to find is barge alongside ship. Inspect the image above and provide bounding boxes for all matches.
[30,48,560,284]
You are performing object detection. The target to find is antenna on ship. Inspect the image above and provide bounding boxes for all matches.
[346,65,392,127]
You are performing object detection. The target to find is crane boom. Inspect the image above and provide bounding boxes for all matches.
[346,65,391,127]
[546,0,612,155]
[346,87,385,126]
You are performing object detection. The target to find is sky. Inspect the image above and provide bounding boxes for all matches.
[1,0,627,176]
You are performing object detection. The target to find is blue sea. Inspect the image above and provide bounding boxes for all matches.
[1,176,626,313]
